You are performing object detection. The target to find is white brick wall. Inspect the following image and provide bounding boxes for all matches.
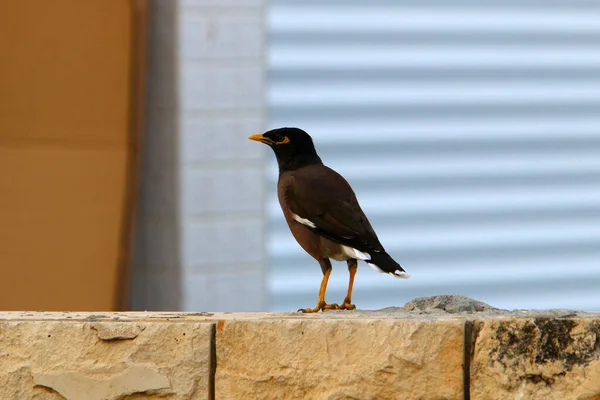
[131,0,268,312]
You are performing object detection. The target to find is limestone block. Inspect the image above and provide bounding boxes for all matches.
[471,318,600,400]
[216,318,464,400]
[0,320,213,400]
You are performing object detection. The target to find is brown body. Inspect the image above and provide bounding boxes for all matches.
[277,164,371,263]
[279,184,348,263]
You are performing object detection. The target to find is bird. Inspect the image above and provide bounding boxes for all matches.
[248,127,409,313]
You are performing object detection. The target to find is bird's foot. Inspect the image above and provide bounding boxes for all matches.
[298,301,340,313]
[325,302,356,310]
[297,302,356,313]
[325,296,357,310]
[337,302,356,310]
[322,303,341,311]
[338,297,356,310]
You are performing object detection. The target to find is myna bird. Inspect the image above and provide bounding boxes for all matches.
[249,127,410,313]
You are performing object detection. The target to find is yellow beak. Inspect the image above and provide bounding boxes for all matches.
[248,133,272,144]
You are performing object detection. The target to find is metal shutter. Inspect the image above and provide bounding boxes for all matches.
[266,0,600,311]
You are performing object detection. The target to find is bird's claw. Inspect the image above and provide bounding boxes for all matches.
[297,301,355,313]
[338,302,356,310]
[297,307,317,313]
[326,302,356,311]
[298,301,339,313]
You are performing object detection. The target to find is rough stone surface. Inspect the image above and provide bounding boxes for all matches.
[1,304,599,400]
[0,319,213,400]
[33,365,170,400]
[471,317,600,400]
[216,318,465,400]
[403,294,499,314]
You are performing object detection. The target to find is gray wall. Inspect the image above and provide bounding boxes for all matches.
[130,0,268,312]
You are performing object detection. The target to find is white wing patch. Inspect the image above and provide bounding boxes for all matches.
[291,213,375,264]
[291,213,317,228]
[341,245,371,261]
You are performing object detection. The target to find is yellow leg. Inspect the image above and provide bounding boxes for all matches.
[338,259,357,310]
[298,260,339,313]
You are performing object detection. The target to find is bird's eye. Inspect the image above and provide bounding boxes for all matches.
[273,134,290,144]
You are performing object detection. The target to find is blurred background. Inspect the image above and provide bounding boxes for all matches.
[1,0,599,312]
[266,0,600,311]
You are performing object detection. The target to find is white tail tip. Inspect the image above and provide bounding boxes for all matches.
[367,263,410,279]
[366,262,384,273]
[390,270,410,279]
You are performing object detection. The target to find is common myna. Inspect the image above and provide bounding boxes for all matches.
[249,127,409,312]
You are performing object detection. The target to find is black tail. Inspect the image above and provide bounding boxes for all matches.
[366,252,410,279]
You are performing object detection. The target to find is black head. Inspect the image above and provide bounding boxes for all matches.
[248,127,322,171]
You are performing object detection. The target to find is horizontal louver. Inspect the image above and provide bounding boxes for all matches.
[266,0,600,311]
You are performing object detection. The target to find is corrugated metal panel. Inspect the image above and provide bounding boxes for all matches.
[266,0,600,312]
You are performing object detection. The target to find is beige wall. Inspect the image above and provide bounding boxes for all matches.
[1,310,599,399]
[0,1,144,310]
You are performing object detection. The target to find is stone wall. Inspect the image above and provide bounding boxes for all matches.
[1,307,599,399]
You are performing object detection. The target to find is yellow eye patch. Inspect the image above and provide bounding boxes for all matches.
[274,136,290,145]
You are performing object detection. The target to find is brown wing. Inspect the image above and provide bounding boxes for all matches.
[281,164,385,253]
